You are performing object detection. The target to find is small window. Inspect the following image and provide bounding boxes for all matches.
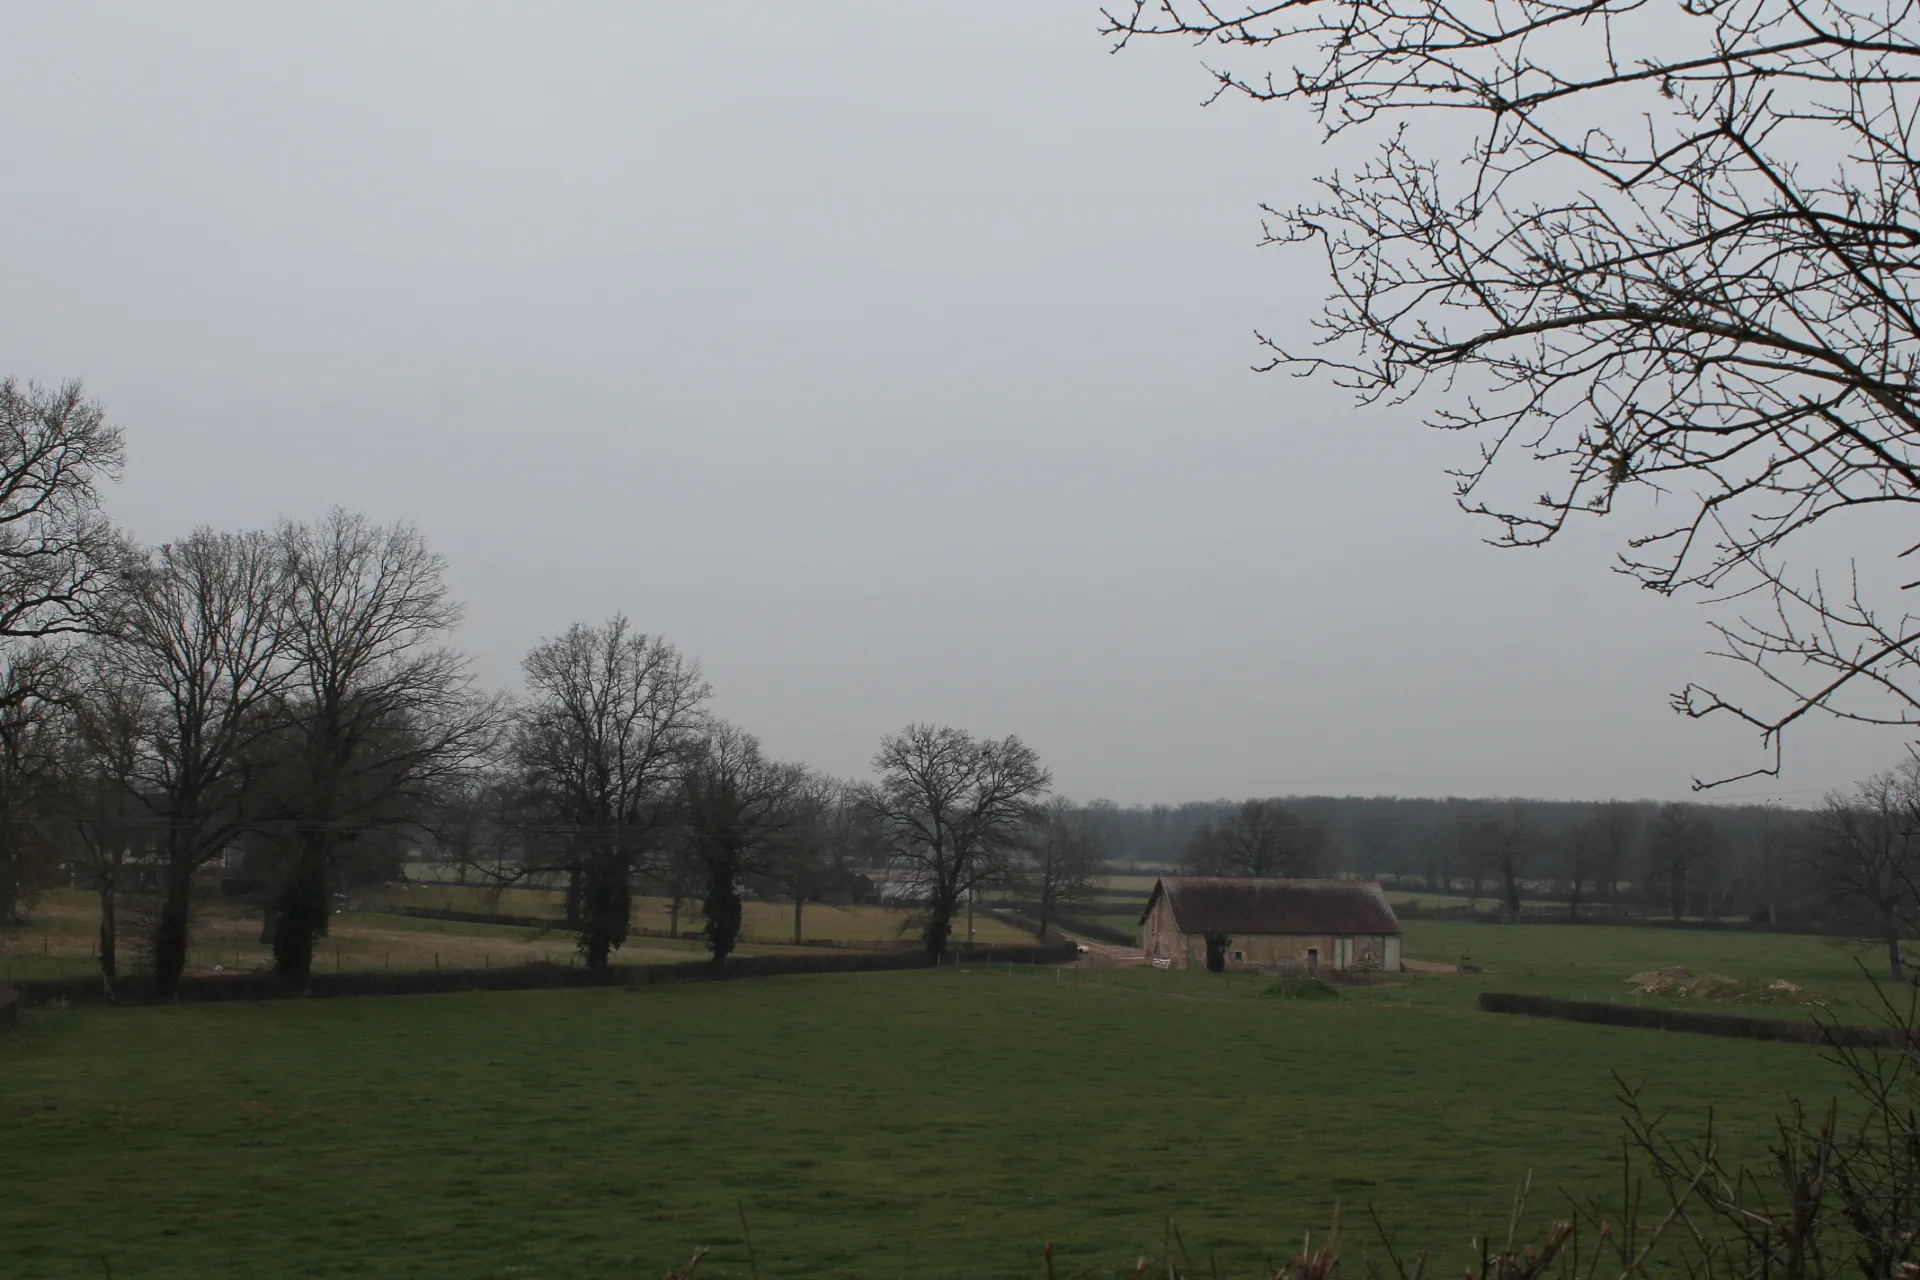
[1232,951,1244,961]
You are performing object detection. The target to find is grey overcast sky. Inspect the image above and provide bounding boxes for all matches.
[0,3,1905,805]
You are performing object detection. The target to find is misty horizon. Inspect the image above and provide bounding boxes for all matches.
[3,3,1910,807]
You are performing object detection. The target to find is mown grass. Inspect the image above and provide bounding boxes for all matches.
[0,958,1864,1280]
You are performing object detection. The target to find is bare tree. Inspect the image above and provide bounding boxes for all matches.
[1017,796,1110,939]
[1181,798,1324,878]
[1819,765,1920,978]
[103,529,290,996]
[1106,0,1920,781]
[1562,823,1598,921]
[678,723,806,965]
[1646,803,1721,921]
[507,617,709,970]
[264,510,498,983]
[856,724,1051,958]
[1462,806,1538,923]
[1588,802,1641,902]
[767,772,867,945]
[1743,804,1797,925]
[54,651,159,994]
[0,647,72,924]
[0,378,124,643]
[0,378,124,922]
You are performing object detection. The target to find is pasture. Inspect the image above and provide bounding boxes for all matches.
[0,931,1874,1280]
[0,890,1034,984]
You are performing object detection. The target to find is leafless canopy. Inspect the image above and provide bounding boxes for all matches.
[0,378,123,643]
[1818,760,1920,975]
[508,615,710,968]
[265,509,499,980]
[1107,0,1920,780]
[857,723,1051,957]
[678,721,809,964]
[1181,797,1324,877]
[103,527,291,994]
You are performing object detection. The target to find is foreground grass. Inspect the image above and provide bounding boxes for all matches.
[1,963,1857,1280]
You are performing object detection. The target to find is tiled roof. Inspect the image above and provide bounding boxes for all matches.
[1144,876,1401,936]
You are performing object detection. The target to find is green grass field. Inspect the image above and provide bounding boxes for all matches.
[0,952,1870,1280]
[1398,920,1900,1016]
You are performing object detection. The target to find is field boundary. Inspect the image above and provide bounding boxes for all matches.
[1479,990,1907,1047]
[7,942,1078,1009]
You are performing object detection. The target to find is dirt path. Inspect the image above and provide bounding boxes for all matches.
[1062,937,1145,968]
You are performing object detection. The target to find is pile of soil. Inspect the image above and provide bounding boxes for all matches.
[1626,967,1827,1006]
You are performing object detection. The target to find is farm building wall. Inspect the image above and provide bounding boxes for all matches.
[1166,930,1396,972]
[1143,895,1179,964]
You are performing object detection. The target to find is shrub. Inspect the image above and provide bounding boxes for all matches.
[1263,975,1340,1000]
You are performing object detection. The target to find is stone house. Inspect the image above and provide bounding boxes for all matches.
[1139,876,1402,973]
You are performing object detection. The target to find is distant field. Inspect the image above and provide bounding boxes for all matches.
[1399,919,1896,1017]
[0,957,1861,1279]
[0,889,1029,984]
[358,885,1032,945]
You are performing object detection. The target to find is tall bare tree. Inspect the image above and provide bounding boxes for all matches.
[1107,0,1920,781]
[103,529,290,996]
[679,723,806,965]
[1646,804,1721,922]
[1819,765,1920,978]
[264,510,498,983]
[0,379,125,919]
[1017,796,1110,939]
[857,724,1050,958]
[1588,802,1642,902]
[767,773,867,945]
[508,617,709,970]
[0,378,124,643]
[1462,806,1538,923]
[0,647,72,924]
[1562,822,1599,921]
[54,651,158,994]
[1181,798,1324,878]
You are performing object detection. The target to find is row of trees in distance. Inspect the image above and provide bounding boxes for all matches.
[0,379,1110,994]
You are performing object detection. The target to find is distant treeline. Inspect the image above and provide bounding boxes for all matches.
[1082,795,1817,923]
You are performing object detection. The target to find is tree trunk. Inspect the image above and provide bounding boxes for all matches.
[584,930,612,970]
[97,868,118,998]
[668,895,681,938]
[271,835,332,984]
[792,893,803,945]
[577,851,631,972]
[923,891,955,959]
[703,857,742,967]
[1568,875,1582,921]
[153,856,195,998]
[1504,870,1522,924]
[1887,916,1904,981]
